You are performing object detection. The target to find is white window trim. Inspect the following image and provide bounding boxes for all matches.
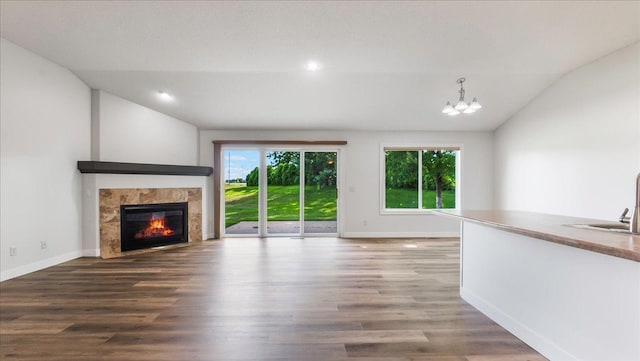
[379,143,463,215]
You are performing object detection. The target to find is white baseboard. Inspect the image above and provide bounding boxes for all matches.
[341,231,459,238]
[0,250,83,282]
[82,248,100,257]
[461,287,576,361]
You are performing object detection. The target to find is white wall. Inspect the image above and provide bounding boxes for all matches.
[494,43,640,220]
[199,130,493,238]
[96,90,198,165]
[0,38,91,281]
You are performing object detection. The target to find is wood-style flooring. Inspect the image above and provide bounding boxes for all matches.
[0,238,546,360]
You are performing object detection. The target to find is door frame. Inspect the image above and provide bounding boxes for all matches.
[213,140,347,239]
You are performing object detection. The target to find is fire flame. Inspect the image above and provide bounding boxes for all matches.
[134,213,175,239]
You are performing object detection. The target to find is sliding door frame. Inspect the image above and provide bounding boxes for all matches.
[213,140,347,239]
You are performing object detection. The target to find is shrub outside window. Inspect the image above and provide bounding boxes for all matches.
[384,147,458,210]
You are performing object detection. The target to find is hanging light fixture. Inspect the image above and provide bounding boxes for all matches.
[442,77,481,116]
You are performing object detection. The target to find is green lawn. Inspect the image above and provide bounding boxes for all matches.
[385,188,456,209]
[225,184,454,228]
[224,184,337,227]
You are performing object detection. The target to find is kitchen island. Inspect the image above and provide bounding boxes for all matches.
[434,210,640,361]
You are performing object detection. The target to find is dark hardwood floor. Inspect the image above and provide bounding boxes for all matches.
[0,238,546,360]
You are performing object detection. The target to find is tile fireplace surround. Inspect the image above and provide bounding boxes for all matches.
[99,187,202,258]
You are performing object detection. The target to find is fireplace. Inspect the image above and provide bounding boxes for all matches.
[120,202,188,252]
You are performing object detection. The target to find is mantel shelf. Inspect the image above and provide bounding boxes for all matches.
[77,161,212,176]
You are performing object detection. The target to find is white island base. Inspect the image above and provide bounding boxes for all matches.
[460,222,639,361]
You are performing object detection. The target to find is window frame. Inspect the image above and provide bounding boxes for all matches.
[379,144,462,215]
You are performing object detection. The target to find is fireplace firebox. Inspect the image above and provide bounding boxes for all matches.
[120,202,188,252]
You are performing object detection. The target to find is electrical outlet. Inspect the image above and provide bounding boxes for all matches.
[9,247,17,256]
[41,241,47,249]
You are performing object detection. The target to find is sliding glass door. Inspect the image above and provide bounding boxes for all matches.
[222,148,339,237]
[303,152,337,234]
[223,150,260,235]
[266,151,300,235]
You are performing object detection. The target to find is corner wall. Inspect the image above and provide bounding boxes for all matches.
[95,90,198,165]
[1,38,91,281]
[200,130,493,238]
[493,43,640,220]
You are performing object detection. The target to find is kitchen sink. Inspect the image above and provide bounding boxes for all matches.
[569,223,631,234]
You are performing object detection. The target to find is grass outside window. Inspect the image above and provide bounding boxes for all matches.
[225,184,337,228]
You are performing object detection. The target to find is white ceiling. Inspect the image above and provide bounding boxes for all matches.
[1,1,638,131]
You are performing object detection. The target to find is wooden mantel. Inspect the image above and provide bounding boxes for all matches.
[77,161,213,176]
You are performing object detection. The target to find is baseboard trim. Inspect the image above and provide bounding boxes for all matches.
[461,287,576,361]
[1,250,83,282]
[342,231,459,238]
[82,249,100,257]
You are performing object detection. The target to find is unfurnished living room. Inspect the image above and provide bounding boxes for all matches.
[1,1,639,361]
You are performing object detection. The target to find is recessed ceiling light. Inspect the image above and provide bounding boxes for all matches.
[157,91,174,101]
[304,60,322,72]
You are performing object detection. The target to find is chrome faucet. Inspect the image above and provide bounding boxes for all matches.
[631,172,640,234]
[619,208,630,223]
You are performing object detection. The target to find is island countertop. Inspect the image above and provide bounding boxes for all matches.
[433,209,640,262]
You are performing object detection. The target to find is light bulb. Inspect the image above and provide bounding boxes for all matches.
[454,100,468,110]
[305,60,322,72]
[442,101,455,114]
[469,98,482,110]
[448,109,460,116]
[463,107,476,114]
[157,91,173,101]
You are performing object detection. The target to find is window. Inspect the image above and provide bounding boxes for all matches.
[383,147,458,211]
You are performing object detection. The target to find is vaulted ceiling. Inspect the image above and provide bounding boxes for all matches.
[1,1,638,131]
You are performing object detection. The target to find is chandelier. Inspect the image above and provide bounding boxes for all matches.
[442,77,482,115]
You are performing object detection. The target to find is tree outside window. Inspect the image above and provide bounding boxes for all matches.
[384,148,457,210]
